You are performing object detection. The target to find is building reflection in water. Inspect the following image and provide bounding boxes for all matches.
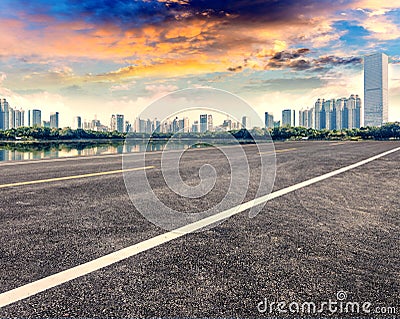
[0,140,207,163]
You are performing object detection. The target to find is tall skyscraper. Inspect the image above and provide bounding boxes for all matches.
[73,116,82,129]
[323,99,334,130]
[8,107,14,128]
[200,114,208,133]
[50,112,59,128]
[299,109,309,127]
[116,114,124,133]
[264,112,274,129]
[241,116,249,129]
[183,117,190,133]
[110,115,117,131]
[207,114,213,132]
[281,109,293,126]
[292,110,296,127]
[172,117,180,133]
[364,53,388,127]
[314,99,323,129]
[0,98,10,130]
[192,120,199,133]
[13,108,24,127]
[32,109,42,126]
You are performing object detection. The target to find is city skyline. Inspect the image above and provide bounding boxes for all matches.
[0,1,399,127]
[0,89,388,133]
[0,49,395,130]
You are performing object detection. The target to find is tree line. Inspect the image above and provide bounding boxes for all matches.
[0,122,399,141]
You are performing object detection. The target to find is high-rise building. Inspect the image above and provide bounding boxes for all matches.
[308,108,314,128]
[241,116,250,129]
[200,114,208,133]
[110,114,124,132]
[0,98,10,130]
[8,107,14,128]
[364,53,388,127]
[314,99,323,129]
[323,99,334,130]
[110,115,117,131]
[50,112,59,128]
[172,117,180,133]
[281,109,293,126]
[146,119,152,134]
[355,95,362,128]
[192,120,199,133]
[13,108,25,127]
[183,117,190,133]
[264,112,274,129]
[292,110,296,127]
[73,116,82,129]
[116,114,124,133]
[335,98,345,130]
[32,109,41,127]
[299,109,308,127]
[207,115,213,132]
[125,121,132,133]
[152,119,161,133]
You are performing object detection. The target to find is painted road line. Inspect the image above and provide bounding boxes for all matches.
[0,146,399,308]
[0,166,155,189]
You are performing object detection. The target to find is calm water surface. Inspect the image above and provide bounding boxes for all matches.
[0,140,237,162]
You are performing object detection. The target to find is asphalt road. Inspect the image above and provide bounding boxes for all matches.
[0,140,399,317]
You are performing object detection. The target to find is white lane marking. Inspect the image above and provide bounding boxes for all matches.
[0,146,399,308]
[0,166,155,189]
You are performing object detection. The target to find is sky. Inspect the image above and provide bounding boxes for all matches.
[0,0,399,127]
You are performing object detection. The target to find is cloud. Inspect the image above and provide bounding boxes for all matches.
[109,80,137,92]
[362,14,400,40]
[270,48,311,61]
[145,84,179,93]
[0,72,6,85]
[60,84,86,96]
[227,66,242,72]
[242,77,323,92]
[0,0,376,76]
[96,59,227,79]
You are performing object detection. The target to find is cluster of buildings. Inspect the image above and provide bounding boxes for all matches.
[74,115,128,133]
[132,114,247,134]
[266,95,362,131]
[298,95,362,130]
[0,100,60,130]
[265,52,389,130]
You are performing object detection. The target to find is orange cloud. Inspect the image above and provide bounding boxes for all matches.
[97,58,227,79]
